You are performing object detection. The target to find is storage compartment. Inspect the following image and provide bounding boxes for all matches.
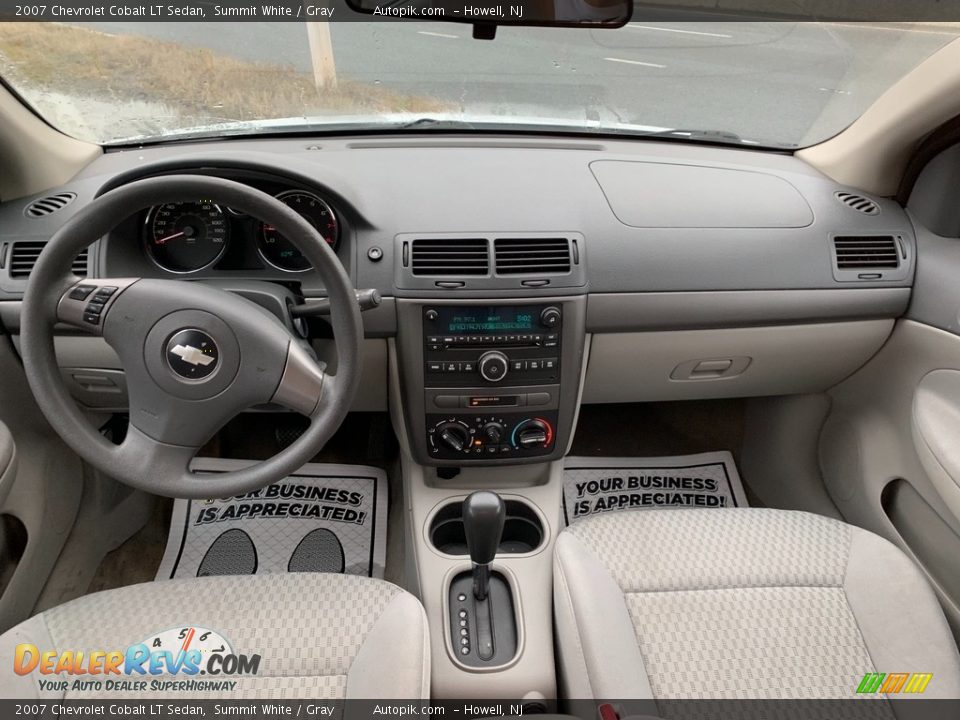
[429,499,544,555]
[583,320,894,403]
[882,478,960,604]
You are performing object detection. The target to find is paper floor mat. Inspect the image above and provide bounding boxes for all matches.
[156,460,387,580]
[563,451,747,525]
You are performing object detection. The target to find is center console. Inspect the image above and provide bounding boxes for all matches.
[391,294,587,700]
[396,297,587,467]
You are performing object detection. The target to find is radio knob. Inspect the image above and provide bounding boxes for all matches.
[540,306,561,328]
[478,351,509,383]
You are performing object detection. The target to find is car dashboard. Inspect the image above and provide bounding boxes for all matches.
[0,133,916,466]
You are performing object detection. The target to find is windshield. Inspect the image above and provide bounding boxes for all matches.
[0,20,957,148]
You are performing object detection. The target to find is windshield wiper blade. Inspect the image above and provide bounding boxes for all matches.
[638,128,744,143]
[396,117,478,130]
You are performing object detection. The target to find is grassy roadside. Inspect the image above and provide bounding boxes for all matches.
[0,22,446,139]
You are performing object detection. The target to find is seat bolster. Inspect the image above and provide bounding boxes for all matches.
[843,527,960,699]
[346,589,431,699]
[0,613,57,699]
[553,532,655,702]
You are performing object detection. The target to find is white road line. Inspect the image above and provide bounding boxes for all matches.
[417,31,459,39]
[604,57,667,68]
[819,22,960,37]
[627,24,732,39]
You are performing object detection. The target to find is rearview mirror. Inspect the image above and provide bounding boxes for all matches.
[344,1,632,29]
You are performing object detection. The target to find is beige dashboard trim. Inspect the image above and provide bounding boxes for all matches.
[799,38,960,196]
[0,83,100,201]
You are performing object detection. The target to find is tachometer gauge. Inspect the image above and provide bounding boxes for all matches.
[146,201,228,273]
[258,190,338,272]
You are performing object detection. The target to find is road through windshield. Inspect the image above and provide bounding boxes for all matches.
[0,17,957,147]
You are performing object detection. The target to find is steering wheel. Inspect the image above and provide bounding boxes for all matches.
[20,175,363,499]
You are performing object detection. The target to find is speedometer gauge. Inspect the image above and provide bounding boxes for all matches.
[146,201,228,273]
[258,190,339,272]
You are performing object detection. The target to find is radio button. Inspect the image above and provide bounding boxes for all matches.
[462,361,476,373]
[510,360,524,372]
[544,334,559,347]
[529,360,541,371]
[427,361,443,373]
[444,362,458,373]
[544,358,557,370]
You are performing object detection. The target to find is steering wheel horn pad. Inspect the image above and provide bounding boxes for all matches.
[21,175,363,499]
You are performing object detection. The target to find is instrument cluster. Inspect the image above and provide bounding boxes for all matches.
[143,187,339,274]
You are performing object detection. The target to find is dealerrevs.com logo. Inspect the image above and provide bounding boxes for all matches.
[13,626,261,694]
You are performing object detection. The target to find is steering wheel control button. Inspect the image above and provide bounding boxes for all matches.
[165,329,219,380]
[69,285,96,300]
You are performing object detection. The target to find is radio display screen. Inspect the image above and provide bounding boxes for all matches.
[437,307,537,335]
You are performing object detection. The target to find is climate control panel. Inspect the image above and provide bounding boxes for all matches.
[426,413,557,460]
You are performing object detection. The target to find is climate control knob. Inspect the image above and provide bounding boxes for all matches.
[513,418,554,450]
[435,422,470,452]
[481,422,505,444]
[478,351,509,383]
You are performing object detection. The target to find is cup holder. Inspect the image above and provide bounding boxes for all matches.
[429,499,545,556]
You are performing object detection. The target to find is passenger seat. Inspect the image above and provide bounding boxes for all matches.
[553,508,960,699]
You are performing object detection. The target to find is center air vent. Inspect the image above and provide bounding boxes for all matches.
[494,238,572,275]
[9,241,88,278]
[410,238,489,276]
[833,236,899,269]
[24,192,77,218]
[835,192,880,216]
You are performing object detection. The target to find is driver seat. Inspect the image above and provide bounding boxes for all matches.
[0,573,429,699]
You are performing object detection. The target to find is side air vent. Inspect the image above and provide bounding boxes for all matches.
[833,236,899,269]
[9,241,88,278]
[835,192,880,216]
[24,192,77,218]
[410,238,489,276]
[494,237,572,275]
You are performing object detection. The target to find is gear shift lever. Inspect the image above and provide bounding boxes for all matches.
[462,491,505,601]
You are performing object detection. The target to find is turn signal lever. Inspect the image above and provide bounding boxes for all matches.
[291,289,381,317]
[462,491,505,601]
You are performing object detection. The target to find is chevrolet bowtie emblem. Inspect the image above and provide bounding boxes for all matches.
[170,344,215,367]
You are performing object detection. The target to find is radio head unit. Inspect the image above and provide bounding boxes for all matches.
[423,305,561,386]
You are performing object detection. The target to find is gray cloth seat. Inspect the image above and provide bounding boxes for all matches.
[554,508,960,700]
[0,573,429,699]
